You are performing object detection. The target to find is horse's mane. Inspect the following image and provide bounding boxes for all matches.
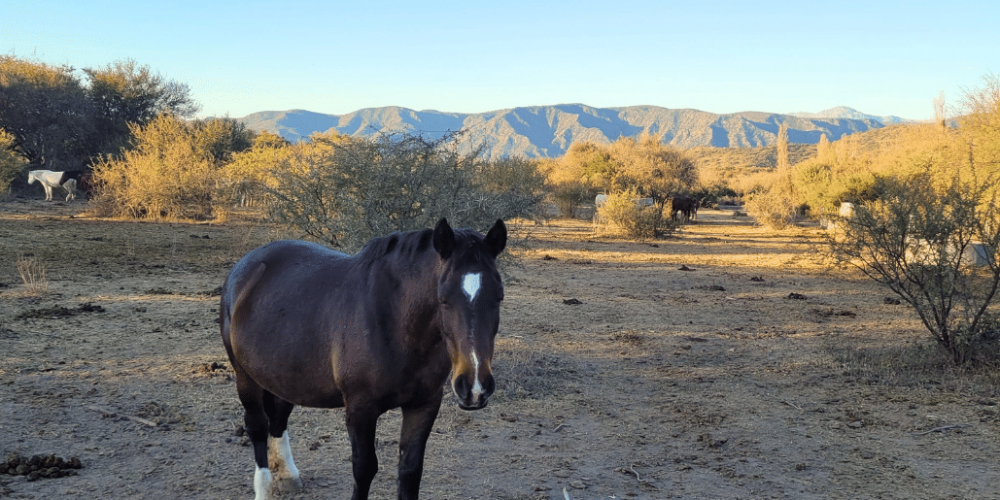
[354,226,485,265]
[354,228,434,265]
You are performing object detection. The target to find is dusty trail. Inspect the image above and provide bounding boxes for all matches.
[1,199,997,499]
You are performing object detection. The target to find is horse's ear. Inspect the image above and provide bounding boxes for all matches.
[433,218,455,260]
[484,219,507,257]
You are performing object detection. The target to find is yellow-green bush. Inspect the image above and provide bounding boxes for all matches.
[92,114,217,219]
[219,131,289,208]
[596,188,675,238]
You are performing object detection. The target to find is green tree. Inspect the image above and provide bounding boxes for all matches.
[83,58,199,156]
[0,56,92,169]
[190,117,255,165]
[0,129,28,194]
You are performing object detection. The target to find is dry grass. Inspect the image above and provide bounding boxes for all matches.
[492,336,558,401]
[16,253,47,295]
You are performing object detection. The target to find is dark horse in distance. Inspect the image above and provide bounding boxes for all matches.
[220,218,507,500]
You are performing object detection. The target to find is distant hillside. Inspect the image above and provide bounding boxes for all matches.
[688,124,937,179]
[688,143,818,174]
[239,104,900,159]
[789,106,910,124]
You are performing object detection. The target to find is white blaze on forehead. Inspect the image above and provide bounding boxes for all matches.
[470,351,484,398]
[462,272,482,302]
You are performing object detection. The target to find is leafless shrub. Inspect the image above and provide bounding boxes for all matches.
[829,172,1000,365]
[267,130,546,253]
[16,254,48,295]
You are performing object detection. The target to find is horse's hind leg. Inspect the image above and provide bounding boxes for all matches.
[63,179,77,201]
[235,370,273,500]
[263,393,302,492]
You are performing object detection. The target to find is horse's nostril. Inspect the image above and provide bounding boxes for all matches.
[453,376,471,399]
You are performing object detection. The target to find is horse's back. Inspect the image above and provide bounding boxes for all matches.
[222,240,354,407]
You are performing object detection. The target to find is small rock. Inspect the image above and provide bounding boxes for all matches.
[569,480,587,489]
[563,298,582,305]
[848,420,864,429]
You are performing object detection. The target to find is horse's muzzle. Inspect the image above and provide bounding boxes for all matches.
[453,373,495,411]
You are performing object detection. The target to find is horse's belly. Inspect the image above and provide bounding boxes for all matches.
[233,331,346,409]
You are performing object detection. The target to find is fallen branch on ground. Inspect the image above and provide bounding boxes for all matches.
[909,424,970,436]
[87,406,158,428]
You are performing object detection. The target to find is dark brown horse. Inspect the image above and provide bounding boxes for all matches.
[671,195,700,222]
[220,218,507,500]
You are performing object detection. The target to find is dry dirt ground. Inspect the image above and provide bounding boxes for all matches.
[1,198,998,500]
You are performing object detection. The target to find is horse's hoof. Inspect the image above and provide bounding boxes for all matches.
[275,476,304,492]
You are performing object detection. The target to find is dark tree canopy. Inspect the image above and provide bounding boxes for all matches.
[0,56,92,169]
[0,55,200,172]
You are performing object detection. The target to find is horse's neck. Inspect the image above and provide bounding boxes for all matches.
[378,256,444,345]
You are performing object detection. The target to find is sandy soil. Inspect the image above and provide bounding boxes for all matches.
[1,198,998,500]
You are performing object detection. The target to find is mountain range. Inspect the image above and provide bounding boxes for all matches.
[238,104,912,159]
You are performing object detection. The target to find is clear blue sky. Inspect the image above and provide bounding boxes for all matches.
[4,1,997,121]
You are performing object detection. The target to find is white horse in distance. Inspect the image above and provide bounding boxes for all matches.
[27,170,84,201]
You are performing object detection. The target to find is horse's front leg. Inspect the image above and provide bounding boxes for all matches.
[345,404,380,500]
[397,393,442,500]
